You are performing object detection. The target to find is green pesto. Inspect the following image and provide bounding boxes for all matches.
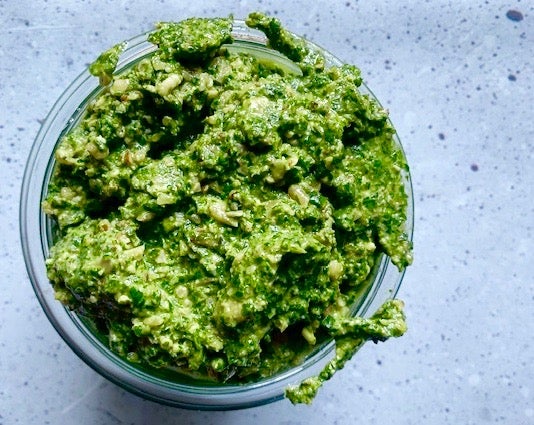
[43,12,412,404]
[89,41,127,86]
[245,12,325,74]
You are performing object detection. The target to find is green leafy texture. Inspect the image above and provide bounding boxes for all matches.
[89,42,127,85]
[285,299,407,404]
[45,13,413,403]
[148,18,233,62]
[246,12,325,74]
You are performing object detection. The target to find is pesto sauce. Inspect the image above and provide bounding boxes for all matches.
[43,12,412,404]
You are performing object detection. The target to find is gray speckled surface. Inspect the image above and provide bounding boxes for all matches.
[1,1,532,423]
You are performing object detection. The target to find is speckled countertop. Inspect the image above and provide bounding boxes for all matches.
[1,1,532,424]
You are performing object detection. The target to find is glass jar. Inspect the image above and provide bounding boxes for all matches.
[20,20,413,410]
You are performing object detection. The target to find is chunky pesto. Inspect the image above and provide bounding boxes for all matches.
[43,13,412,404]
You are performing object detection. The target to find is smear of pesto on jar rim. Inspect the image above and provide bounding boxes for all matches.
[43,12,413,404]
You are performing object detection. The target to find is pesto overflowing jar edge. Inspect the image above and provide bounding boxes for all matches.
[21,13,413,408]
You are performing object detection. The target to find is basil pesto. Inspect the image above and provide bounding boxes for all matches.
[43,13,413,404]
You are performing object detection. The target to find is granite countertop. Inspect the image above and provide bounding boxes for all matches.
[1,1,532,424]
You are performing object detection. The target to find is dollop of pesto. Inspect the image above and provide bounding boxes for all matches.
[89,42,127,86]
[148,17,233,62]
[43,13,412,404]
[245,12,325,74]
[285,299,406,404]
